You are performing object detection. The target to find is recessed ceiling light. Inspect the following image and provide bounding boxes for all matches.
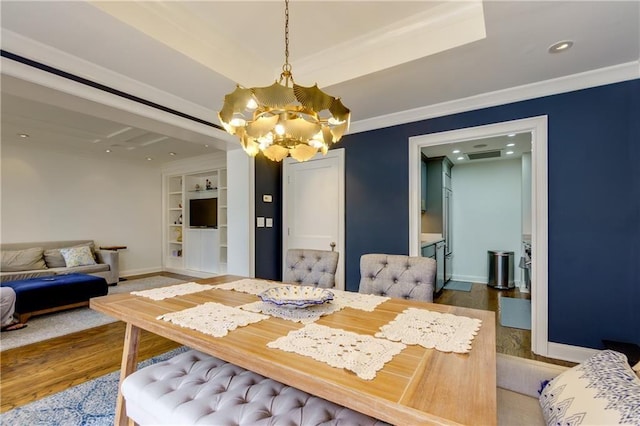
[457,156,464,161]
[452,149,460,154]
[548,40,573,53]
[507,143,515,147]
[507,133,516,137]
[506,151,514,155]
[18,133,29,138]
[146,157,153,161]
[204,145,209,148]
[105,149,111,153]
[169,152,176,156]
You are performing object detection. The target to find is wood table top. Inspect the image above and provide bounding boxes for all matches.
[91,275,496,425]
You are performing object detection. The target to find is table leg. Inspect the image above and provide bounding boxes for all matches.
[115,322,141,426]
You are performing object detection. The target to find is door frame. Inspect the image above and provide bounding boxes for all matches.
[282,148,346,290]
[408,116,549,356]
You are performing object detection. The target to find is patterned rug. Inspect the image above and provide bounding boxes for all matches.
[0,276,185,351]
[0,346,189,425]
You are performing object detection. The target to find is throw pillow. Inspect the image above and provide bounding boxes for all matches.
[539,350,640,425]
[60,246,97,268]
[0,247,47,271]
[44,242,95,268]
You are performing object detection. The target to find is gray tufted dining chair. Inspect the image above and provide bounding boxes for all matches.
[283,249,339,288]
[358,254,436,302]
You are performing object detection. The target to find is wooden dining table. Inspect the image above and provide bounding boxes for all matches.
[90,275,497,426]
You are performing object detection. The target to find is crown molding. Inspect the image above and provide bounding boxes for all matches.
[350,61,640,134]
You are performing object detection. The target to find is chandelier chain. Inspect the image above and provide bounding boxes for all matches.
[282,0,292,81]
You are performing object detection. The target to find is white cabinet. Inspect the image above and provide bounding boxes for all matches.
[185,229,219,273]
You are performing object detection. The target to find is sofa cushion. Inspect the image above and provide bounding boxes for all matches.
[498,388,544,426]
[1,247,47,272]
[49,264,109,275]
[44,242,95,268]
[539,350,640,425]
[60,246,96,268]
[0,270,55,283]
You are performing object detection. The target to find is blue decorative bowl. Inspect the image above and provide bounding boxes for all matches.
[259,285,334,308]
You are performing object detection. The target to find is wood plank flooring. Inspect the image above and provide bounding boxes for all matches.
[435,282,574,367]
[1,273,572,413]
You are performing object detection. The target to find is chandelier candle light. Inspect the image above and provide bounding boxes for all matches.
[218,0,350,162]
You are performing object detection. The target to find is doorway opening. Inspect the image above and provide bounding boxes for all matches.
[408,116,549,356]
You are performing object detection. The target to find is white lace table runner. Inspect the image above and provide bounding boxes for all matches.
[267,323,405,380]
[131,282,216,300]
[240,301,341,324]
[215,278,286,296]
[157,302,269,337]
[330,289,389,312]
[375,308,482,353]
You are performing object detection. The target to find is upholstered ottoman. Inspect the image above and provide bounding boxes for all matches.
[1,273,108,322]
[122,349,387,425]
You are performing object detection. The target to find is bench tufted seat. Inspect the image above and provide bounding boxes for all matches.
[122,349,386,425]
[283,249,339,288]
[358,254,436,302]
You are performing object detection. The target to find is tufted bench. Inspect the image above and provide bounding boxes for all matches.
[358,254,436,302]
[283,249,339,288]
[122,349,386,425]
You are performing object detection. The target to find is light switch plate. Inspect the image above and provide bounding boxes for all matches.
[256,217,265,227]
[263,194,273,203]
[266,218,273,228]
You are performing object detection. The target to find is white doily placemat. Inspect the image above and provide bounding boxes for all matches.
[330,289,390,312]
[240,301,341,323]
[157,302,269,337]
[215,278,286,296]
[131,282,215,300]
[267,323,405,380]
[375,308,482,353]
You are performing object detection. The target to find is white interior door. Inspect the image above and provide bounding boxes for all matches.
[283,149,345,290]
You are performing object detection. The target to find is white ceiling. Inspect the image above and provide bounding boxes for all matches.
[1,1,638,164]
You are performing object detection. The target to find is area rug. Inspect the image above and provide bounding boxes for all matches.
[443,280,473,292]
[0,346,189,425]
[499,296,531,330]
[0,276,185,351]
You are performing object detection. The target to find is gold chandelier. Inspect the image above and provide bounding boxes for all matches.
[218,0,350,162]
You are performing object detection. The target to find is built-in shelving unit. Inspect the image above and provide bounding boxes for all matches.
[163,168,227,275]
[166,176,184,270]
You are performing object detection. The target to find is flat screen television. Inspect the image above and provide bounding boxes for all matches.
[189,198,217,228]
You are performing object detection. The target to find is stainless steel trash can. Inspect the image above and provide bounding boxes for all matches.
[488,250,514,289]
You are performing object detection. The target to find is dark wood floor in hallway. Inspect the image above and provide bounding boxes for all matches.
[435,282,573,366]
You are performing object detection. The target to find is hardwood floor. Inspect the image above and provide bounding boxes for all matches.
[435,282,574,367]
[1,273,572,413]
[0,272,193,413]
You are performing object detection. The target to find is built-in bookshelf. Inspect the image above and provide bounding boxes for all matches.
[163,168,227,274]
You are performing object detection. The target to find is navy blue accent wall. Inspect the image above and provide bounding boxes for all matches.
[255,79,640,349]
[254,156,282,280]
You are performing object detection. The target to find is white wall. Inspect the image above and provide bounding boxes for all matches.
[226,149,254,277]
[451,158,523,284]
[1,144,162,276]
[521,152,532,236]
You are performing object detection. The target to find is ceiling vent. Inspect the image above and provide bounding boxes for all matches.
[466,150,502,160]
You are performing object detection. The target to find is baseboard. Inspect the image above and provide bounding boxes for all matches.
[120,267,163,278]
[546,342,599,363]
